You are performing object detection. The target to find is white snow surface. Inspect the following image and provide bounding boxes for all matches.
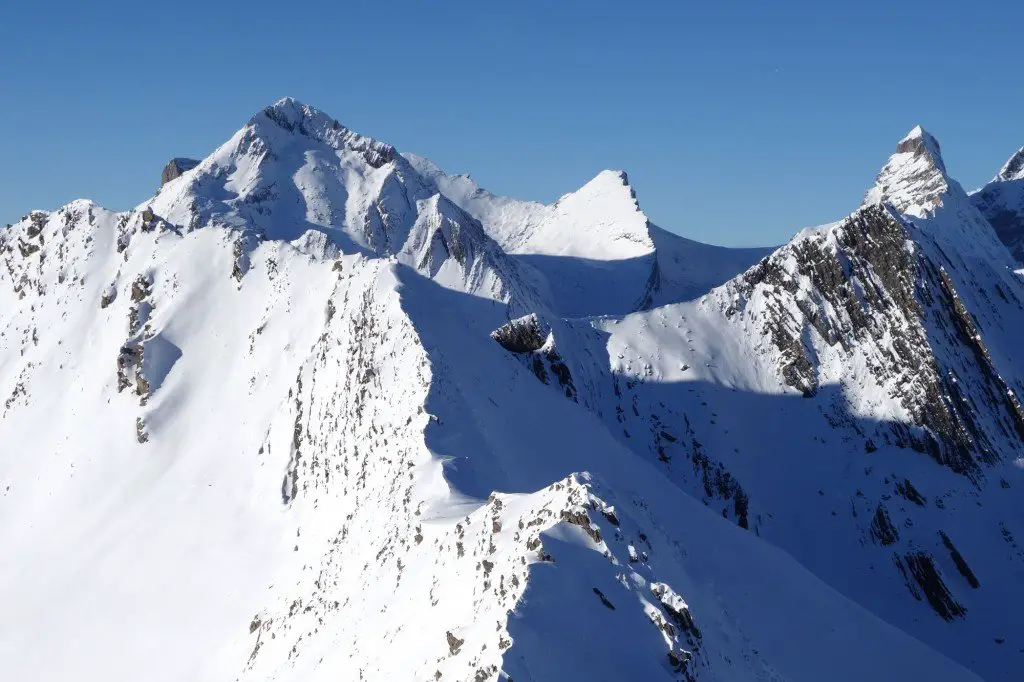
[405,152,773,316]
[863,125,953,217]
[2,102,1022,682]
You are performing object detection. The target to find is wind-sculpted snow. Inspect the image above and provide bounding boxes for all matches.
[1,101,1022,681]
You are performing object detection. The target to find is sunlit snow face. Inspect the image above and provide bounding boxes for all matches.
[4,98,1023,682]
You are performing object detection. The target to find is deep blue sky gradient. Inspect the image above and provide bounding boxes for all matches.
[2,0,1022,246]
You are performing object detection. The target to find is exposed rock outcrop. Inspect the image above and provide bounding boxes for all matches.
[160,157,200,186]
[491,314,577,399]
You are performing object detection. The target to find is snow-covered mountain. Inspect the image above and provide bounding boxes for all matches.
[405,154,773,316]
[1,99,1021,682]
[544,126,1024,680]
[972,145,1024,265]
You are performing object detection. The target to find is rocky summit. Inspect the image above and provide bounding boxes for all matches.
[2,99,1023,682]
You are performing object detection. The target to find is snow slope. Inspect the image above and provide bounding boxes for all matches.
[538,126,1024,680]
[971,145,1024,264]
[2,101,1021,681]
[146,98,549,316]
[406,153,772,316]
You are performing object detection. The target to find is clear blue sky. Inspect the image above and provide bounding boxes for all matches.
[2,0,1022,246]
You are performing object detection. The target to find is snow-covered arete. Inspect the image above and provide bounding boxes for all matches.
[1,99,1021,681]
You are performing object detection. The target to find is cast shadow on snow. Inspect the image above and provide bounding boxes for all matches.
[394,268,1013,681]
[195,140,369,255]
[514,252,659,318]
[978,176,1024,250]
[396,265,986,505]
[140,333,183,397]
[512,227,777,318]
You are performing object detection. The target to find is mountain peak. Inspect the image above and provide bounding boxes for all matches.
[569,169,637,204]
[246,97,396,168]
[864,125,954,217]
[251,96,323,131]
[895,125,947,174]
[996,146,1024,182]
[544,168,652,259]
[255,96,318,128]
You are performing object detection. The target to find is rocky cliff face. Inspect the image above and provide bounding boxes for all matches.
[1,102,1021,682]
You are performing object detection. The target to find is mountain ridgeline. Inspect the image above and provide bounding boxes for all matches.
[1,99,1023,682]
